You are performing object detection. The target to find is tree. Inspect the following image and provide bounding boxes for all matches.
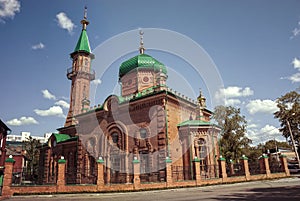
[264,140,291,153]
[274,90,300,156]
[244,146,262,163]
[22,136,41,181]
[214,105,252,162]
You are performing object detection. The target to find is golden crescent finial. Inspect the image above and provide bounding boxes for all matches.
[81,6,89,30]
[84,6,87,19]
[139,29,145,54]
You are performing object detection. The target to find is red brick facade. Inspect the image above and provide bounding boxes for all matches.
[37,13,221,186]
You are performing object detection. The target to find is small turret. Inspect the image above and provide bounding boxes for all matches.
[196,90,206,121]
[197,90,206,108]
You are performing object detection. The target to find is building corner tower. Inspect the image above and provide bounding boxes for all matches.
[65,7,95,127]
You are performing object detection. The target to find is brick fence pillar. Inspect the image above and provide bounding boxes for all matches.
[259,154,271,178]
[2,157,15,197]
[240,155,250,180]
[218,156,227,181]
[57,156,66,192]
[165,157,173,186]
[279,155,290,176]
[133,157,140,189]
[193,157,201,185]
[97,157,105,187]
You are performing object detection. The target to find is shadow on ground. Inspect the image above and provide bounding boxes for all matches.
[212,185,300,201]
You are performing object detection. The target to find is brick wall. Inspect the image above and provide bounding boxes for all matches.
[1,154,291,198]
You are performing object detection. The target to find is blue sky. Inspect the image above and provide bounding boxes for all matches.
[1,0,300,145]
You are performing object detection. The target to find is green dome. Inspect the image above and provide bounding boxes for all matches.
[119,54,167,78]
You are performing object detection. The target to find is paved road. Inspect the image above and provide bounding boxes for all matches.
[9,176,300,201]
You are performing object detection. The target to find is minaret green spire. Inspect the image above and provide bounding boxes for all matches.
[72,6,92,55]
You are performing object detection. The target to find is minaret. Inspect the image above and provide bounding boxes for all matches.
[65,7,95,127]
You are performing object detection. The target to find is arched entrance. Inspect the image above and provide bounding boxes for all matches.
[106,123,128,184]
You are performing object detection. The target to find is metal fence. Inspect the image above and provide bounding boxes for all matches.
[227,163,244,177]
[200,164,219,180]
[248,161,261,175]
[172,165,219,181]
[12,167,39,185]
[269,158,283,173]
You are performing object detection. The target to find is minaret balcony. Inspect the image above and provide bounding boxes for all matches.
[67,67,95,80]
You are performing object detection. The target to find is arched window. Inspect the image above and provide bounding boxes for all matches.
[197,138,208,172]
[111,132,119,144]
[198,139,207,160]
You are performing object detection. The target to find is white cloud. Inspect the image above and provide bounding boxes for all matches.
[92,79,101,85]
[32,42,45,50]
[56,12,75,34]
[42,89,56,100]
[281,58,300,83]
[245,128,257,140]
[6,116,38,126]
[224,98,241,106]
[260,124,280,136]
[288,72,300,83]
[215,86,254,99]
[215,86,254,105]
[292,27,300,38]
[34,106,65,118]
[248,123,258,129]
[246,99,278,115]
[292,58,300,69]
[55,100,70,109]
[246,124,282,145]
[291,20,300,39]
[0,0,20,22]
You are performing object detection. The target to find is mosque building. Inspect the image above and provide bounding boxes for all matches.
[38,8,220,184]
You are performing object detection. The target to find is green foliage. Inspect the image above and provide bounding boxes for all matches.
[23,136,41,176]
[243,146,262,163]
[214,105,252,162]
[243,140,291,162]
[264,140,291,151]
[274,90,300,154]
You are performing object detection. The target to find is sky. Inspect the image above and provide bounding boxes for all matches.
[1,0,300,145]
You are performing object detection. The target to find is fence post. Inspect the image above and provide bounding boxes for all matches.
[57,156,66,192]
[218,156,227,181]
[2,157,15,197]
[279,155,290,176]
[193,157,201,185]
[97,157,105,187]
[133,157,140,189]
[259,154,271,178]
[240,155,250,180]
[165,157,173,186]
